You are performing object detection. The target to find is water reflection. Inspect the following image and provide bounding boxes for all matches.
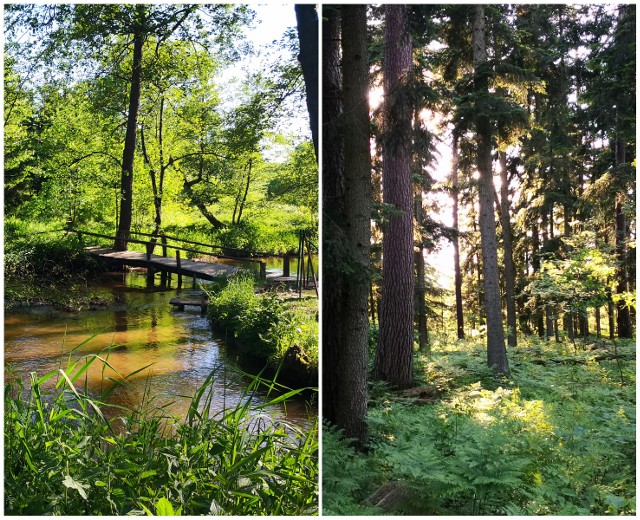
[4,272,315,428]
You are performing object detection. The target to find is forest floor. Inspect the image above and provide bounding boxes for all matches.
[323,334,636,516]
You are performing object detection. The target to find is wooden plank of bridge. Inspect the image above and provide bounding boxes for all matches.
[86,247,239,281]
[169,296,208,314]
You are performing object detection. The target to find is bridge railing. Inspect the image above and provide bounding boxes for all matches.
[67,228,269,278]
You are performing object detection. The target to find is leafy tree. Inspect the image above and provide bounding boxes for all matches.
[6,4,251,249]
[528,232,618,339]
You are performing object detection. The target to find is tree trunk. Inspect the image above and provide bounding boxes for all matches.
[294,4,319,161]
[335,4,371,445]
[615,138,632,338]
[415,249,429,351]
[236,159,252,225]
[321,6,347,435]
[608,296,615,339]
[498,152,517,347]
[374,4,415,388]
[531,222,545,337]
[451,132,465,339]
[114,6,145,251]
[182,149,225,230]
[472,6,508,375]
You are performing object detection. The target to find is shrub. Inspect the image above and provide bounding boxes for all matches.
[207,274,318,366]
[5,231,100,283]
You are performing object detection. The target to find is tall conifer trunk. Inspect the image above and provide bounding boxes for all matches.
[615,136,632,338]
[321,7,345,430]
[498,152,517,347]
[374,4,414,388]
[472,6,509,375]
[451,132,465,339]
[338,4,370,444]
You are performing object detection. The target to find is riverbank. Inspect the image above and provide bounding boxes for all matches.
[206,273,319,389]
[5,270,319,514]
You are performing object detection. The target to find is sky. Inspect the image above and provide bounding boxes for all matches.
[247,3,297,47]
[219,3,311,150]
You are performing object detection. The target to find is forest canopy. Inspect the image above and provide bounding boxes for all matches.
[5,3,317,253]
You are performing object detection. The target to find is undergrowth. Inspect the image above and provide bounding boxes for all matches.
[206,272,318,368]
[5,347,318,515]
[5,221,105,310]
[323,335,635,515]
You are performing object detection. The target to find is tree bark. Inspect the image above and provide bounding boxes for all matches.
[472,6,509,375]
[338,4,371,444]
[374,4,415,388]
[321,6,346,434]
[615,137,632,338]
[451,132,465,339]
[182,148,225,230]
[294,4,319,162]
[235,159,252,225]
[415,249,429,351]
[531,222,545,337]
[114,5,145,251]
[498,151,517,347]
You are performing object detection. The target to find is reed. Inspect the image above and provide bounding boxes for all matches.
[5,349,318,515]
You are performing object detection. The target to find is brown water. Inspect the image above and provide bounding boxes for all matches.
[4,272,315,428]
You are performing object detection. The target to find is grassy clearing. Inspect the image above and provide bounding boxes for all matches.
[5,349,318,516]
[207,272,318,370]
[323,335,635,516]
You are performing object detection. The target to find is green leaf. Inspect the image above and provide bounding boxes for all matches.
[62,474,88,500]
[155,497,175,516]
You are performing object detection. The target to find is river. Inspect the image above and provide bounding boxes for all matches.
[4,271,316,429]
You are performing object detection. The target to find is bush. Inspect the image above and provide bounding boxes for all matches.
[5,230,100,283]
[207,273,318,366]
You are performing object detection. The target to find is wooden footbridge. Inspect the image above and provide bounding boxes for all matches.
[70,229,318,296]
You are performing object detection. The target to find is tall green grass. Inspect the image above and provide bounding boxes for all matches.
[5,347,318,515]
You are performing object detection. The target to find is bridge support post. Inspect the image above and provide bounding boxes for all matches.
[283,255,290,277]
[146,266,155,287]
[161,235,168,257]
[259,261,267,280]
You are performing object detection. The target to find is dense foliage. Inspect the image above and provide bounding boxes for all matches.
[207,272,318,369]
[5,354,318,515]
[323,335,635,515]
[4,219,107,310]
[5,4,317,255]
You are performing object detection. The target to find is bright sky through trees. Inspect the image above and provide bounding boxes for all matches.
[223,3,311,158]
